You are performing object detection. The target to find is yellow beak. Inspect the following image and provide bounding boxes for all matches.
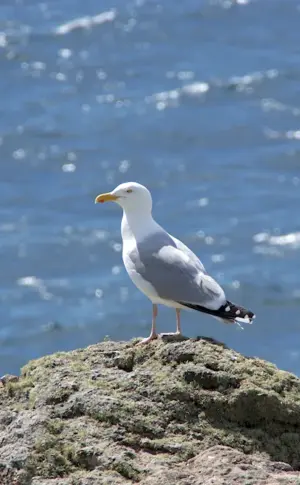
[94,192,118,204]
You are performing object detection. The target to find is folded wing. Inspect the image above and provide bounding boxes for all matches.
[134,239,226,311]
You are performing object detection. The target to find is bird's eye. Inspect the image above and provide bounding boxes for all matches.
[126,189,133,193]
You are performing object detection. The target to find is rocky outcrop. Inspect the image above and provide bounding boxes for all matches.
[1,337,300,484]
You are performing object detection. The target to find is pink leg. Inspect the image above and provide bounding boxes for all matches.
[158,308,183,338]
[138,304,158,345]
[176,308,182,335]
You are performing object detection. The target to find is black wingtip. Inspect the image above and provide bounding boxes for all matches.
[178,300,255,324]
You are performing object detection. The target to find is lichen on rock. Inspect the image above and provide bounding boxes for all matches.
[1,337,300,484]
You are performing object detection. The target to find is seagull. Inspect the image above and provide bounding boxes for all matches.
[95,182,255,344]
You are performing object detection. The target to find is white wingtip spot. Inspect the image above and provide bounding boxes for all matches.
[236,309,241,315]
[225,305,230,312]
[235,315,252,325]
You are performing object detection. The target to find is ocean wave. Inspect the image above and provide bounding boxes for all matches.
[253,232,300,248]
[55,10,116,36]
[147,82,210,110]
[17,276,53,300]
[148,68,279,110]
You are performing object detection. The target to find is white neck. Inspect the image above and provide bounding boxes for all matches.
[121,209,160,242]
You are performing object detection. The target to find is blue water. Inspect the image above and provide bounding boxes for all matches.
[1,0,300,376]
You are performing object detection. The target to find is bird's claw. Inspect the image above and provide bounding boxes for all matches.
[158,332,188,343]
[136,333,158,345]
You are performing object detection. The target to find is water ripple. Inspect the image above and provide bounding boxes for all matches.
[54,10,117,35]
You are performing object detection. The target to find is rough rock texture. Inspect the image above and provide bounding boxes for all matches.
[1,337,300,484]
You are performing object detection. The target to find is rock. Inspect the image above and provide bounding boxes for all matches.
[1,337,300,484]
[0,374,19,386]
[158,333,189,343]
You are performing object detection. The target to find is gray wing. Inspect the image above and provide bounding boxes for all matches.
[130,230,225,310]
[171,236,206,273]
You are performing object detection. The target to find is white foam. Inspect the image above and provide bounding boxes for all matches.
[0,33,7,48]
[55,10,116,35]
[261,98,300,116]
[62,163,76,172]
[148,81,209,109]
[254,231,300,248]
[211,253,225,263]
[286,130,300,140]
[17,276,41,288]
[227,69,278,91]
[17,276,52,300]
[58,48,72,59]
[253,232,269,243]
[269,233,300,247]
[181,82,209,95]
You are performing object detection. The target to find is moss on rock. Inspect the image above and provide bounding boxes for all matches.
[1,337,300,484]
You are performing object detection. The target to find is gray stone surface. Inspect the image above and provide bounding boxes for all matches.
[1,337,300,484]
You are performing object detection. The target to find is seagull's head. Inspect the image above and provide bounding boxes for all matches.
[95,182,153,213]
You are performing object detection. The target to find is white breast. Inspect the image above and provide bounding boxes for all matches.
[122,211,175,305]
[122,249,160,301]
[120,211,185,308]
[122,248,184,309]
[121,212,158,302]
